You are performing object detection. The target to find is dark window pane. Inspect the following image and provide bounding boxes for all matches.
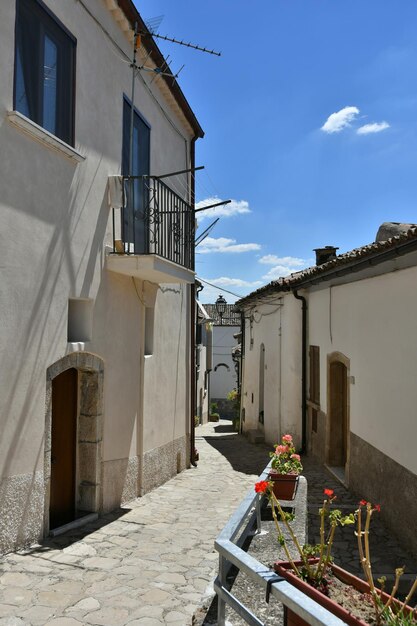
[15,45,30,118]
[122,99,150,252]
[14,0,75,145]
[43,35,57,134]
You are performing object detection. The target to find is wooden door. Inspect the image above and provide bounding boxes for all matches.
[50,368,77,529]
[328,361,347,467]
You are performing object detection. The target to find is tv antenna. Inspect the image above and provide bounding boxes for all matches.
[195,218,220,247]
[142,15,221,57]
[130,16,220,87]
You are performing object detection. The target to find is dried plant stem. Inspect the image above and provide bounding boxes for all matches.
[270,500,300,576]
[364,508,375,593]
[382,569,402,615]
[403,576,417,612]
[270,492,313,578]
[358,507,382,624]
[318,523,337,581]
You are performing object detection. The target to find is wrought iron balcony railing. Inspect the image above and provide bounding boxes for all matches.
[111,175,194,271]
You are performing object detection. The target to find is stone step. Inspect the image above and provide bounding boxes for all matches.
[246,429,265,444]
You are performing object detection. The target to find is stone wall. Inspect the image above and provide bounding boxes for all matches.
[0,471,44,554]
[142,435,188,494]
[349,432,417,559]
[102,456,140,513]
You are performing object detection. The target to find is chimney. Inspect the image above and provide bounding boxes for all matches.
[313,246,339,266]
[375,222,417,242]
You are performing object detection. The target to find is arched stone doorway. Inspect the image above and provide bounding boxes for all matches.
[44,352,104,534]
[327,352,350,482]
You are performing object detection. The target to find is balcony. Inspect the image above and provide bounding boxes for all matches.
[107,175,195,284]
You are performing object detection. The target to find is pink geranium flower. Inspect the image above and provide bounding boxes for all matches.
[275,445,288,455]
[282,434,293,443]
[290,453,301,461]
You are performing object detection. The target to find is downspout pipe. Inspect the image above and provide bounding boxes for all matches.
[293,290,307,453]
[190,136,197,466]
[238,310,245,434]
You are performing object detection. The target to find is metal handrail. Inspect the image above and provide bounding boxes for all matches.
[111,175,194,270]
[214,463,347,626]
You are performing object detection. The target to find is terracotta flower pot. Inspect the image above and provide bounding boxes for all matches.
[274,560,415,626]
[268,471,298,500]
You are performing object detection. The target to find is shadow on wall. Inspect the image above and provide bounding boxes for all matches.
[0,119,110,546]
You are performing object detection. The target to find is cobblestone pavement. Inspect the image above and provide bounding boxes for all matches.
[1,423,416,626]
[0,421,269,626]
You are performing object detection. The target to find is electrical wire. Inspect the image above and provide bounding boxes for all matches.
[76,0,191,144]
[196,277,244,299]
[131,277,145,305]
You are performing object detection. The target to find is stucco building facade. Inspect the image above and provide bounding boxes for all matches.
[237,225,417,557]
[0,0,203,553]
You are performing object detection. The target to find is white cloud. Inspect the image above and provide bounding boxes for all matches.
[321,106,359,134]
[196,197,250,221]
[356,121,390,135]
[262,266,299,280]
[197,236,261,254]
[258,254,310,280]
[259,255,306,267]
[208,276,263,289]
[199,276,263,304]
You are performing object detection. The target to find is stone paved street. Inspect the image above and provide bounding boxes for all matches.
[1,421,416,626]
[0,421,269,626]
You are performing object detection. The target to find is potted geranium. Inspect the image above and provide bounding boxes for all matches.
[254,481,417,625]
[268,433,303,500]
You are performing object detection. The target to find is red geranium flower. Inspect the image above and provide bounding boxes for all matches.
[359,499,367,506]
[255,480,270,494]
[323,488,334,497]
[374,504,381,512]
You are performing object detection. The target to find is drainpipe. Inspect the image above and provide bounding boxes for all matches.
[293,290,307,453]
[190,136,197,466]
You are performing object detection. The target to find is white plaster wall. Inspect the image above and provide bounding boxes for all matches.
[211,326,239,399]
[0,0,194,485]
[196,343,209,423]
[280,296,303,448]
[241,297,302,447]
[142,284,190,453]
[308,265,417,474]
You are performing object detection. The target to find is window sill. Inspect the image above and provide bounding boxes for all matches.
[7,111,85,163]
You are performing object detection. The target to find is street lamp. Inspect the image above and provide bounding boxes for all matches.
[215,295,227,325]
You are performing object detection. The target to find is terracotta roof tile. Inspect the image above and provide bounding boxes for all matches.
[237,227,417,306]
[202,304,241,326]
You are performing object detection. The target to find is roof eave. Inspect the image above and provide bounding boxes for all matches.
[236,233,417,307]
[116,0,204,139]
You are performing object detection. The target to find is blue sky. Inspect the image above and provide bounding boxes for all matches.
[136,0,417,302]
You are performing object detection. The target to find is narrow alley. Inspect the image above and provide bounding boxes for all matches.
[0,421,415,626]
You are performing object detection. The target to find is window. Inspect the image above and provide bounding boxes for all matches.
[122,97,150,252]
[15,0,76,145]
[309,345,320,433]
[144,307,154,356]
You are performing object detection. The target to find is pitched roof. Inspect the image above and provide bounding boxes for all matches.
[202,304,241,326]
[115,0,204,139]
[237,227,417,307]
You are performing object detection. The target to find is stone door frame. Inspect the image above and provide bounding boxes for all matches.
[44,352,104,536]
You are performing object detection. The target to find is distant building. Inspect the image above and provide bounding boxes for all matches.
[203,299,241,417]
[195,298,212,425]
